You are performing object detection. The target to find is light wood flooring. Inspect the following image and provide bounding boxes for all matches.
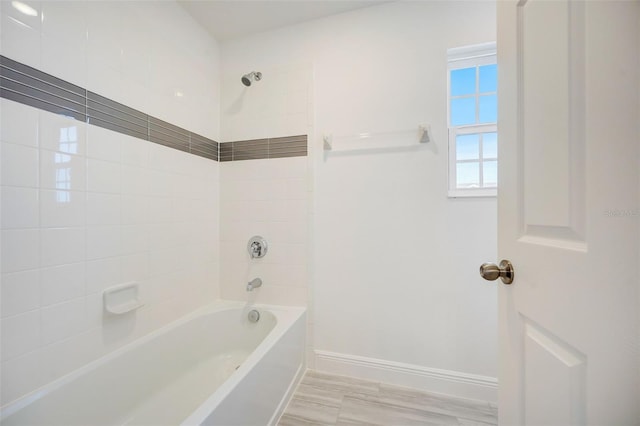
[278,370,497,426]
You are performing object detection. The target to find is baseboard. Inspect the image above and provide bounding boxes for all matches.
[314,350,498,403]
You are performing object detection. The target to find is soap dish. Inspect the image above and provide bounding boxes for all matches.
[103,282,144,315]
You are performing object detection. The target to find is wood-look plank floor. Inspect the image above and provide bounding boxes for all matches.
[278,370,498,426]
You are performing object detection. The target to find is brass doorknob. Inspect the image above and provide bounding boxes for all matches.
[480,260,514,284]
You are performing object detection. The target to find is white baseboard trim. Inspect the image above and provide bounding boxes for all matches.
[314,350,498,403]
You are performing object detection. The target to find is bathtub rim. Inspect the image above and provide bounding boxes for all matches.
[182,304,307,426]
[0,300,306,422]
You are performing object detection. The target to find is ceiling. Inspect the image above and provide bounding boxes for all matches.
[178,1,389,41]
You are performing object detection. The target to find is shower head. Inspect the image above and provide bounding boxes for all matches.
[241,71,262,87]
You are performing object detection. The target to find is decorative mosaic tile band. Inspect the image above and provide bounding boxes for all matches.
[0,55,220,160]
[219,135,307,162]
[0,55,307,162]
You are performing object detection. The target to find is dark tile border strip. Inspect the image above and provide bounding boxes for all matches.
[0,55,217,161]
[0,55,307,163]
[220,135,308,162]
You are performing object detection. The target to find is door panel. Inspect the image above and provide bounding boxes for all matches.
[498,0,639,424]
[524,320,586,425]
[520,0,586,245]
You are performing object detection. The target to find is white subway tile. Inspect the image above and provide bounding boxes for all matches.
[1,229,39,273]
[121,165,150,195]
[285,178,308,199]
[40,263,85,306]
[117,79,149,117]
[219,179,243,202]
[41,36,88,88]
[1,270,40,318]
[121,195,149,225]
[0,13,41,69]
[121,225,148,254]
[0,1,42,32]
[146,170,172,197]
[40,228,85,267]
[148,248,180,277]
[250,261,283,285]
[86,124,122,162]
[86,257,121,295]
[86,226,121,260]
[244,200,278,222]
[219,220,248,242]
[40,189,85,228]
[260,242,307,266]
[41,1,87,44]
[86,57,122,104]
[39,112,86,155]
[121,253,149,283]
[39,150,86,191]
[0,100,39,146]
[282,199,308,221]
[147,197,174,224]
[285,112,308,135]
[1,186,39,229]
[270,220,308,244]
[173,198,199,223]
[120,136,148,167]
[249,179,287,201]
[85,1,124,64]
[84,293,104,330]
[2,143,39,188]
[86,158,121,194]
[147,143,178,173]
[219,241,245,264]
[40,298,86,345]
[0,350,42,406]
[268,157,308,179]
[86,192,120,226]
[256,284,307,306]
[1,311,41,360]
[286,89,308,115]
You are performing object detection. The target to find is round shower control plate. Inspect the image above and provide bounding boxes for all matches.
[247,236,268,258]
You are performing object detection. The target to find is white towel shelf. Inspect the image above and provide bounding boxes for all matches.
[323,125,432,152]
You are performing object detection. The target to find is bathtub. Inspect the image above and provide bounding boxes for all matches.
[0,301,306,426]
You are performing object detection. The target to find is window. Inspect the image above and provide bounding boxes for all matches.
[447,42,497,197]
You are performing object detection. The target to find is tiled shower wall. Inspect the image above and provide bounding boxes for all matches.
[0,1,221,404]
[219,63,313,355]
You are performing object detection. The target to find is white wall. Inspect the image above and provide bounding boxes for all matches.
[221,1,498,401]
[0,1,221,404]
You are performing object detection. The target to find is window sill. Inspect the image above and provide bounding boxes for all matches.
[448,188,497,198]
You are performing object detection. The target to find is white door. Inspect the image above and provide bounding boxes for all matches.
[496,1,639,425]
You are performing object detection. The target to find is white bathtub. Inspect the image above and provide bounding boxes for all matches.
[0,301,306,426]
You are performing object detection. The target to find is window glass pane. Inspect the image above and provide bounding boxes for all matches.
[479,94,497,123]
[483,160,497,187]
[457,162,480,188]
[450,67,476,96]
[479,64,497,93]
[456,134,479,160]
[451,97,476,126]
[483,132,497,158]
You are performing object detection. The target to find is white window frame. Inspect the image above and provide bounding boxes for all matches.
[447,42,497,198]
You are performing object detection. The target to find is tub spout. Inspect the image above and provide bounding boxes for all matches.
[247,278,262,291]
